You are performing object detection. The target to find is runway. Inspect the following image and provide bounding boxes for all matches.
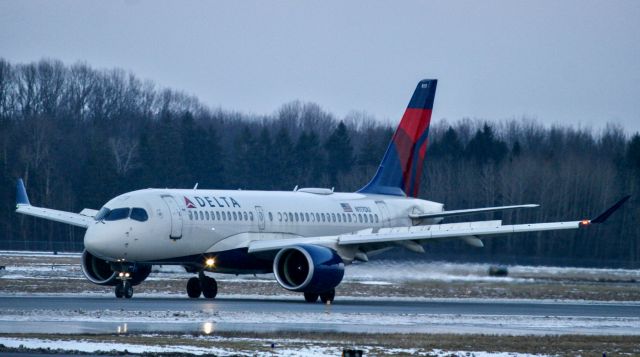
[1,295,639,335]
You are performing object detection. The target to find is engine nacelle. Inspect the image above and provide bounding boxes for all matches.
[273,245,344,293]
[81,250,151,286]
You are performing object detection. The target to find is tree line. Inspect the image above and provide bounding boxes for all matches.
[0,58,638,267]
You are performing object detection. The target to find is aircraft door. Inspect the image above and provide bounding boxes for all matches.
[255,206,265,231]
[162,195,183,239]
[375,200,391,227]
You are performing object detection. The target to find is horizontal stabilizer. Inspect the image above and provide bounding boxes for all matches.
[409,204,539,220]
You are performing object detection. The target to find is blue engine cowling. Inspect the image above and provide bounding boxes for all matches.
[273,244,345,293]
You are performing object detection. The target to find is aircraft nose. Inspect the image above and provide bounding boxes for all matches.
[84,225,122,260]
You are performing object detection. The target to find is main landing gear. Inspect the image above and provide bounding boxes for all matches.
[114,272,133,299]
[187,272,218,299]
[303,289,335,303]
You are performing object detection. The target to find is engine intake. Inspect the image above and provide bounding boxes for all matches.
[81,250,151,286]
[273,245,344,293]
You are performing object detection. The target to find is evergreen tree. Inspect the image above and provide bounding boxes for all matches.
[324,121,354,186]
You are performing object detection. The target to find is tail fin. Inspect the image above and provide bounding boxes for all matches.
[358,79,437,197]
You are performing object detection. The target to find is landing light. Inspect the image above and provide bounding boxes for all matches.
[205,258,215,267]
[580,219,590,227]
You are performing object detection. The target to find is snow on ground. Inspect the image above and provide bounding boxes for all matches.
[0,337,553,356]
[2,251,639,284]
[1,308,638,335]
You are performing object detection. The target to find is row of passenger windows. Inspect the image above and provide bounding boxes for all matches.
[187,209,379,225]
[189,210,255,222]
[275,211,378,224]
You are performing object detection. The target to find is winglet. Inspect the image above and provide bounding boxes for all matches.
[590,195,630,224]
[16,178,30,206]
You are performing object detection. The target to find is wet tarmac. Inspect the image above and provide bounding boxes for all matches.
[1,295,639,335]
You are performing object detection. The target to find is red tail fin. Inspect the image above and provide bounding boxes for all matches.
[358,79,437,197]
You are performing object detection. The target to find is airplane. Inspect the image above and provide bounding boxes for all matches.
[15,79,630,302]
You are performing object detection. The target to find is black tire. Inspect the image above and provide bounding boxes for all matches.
[115,284,124,298]
[123,282,133,299]
[187,277,202,298]
[320,289,335,304]
[202,277,218,299]
[303,292,319,303]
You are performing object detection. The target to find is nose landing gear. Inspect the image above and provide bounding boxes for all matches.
[186,272,218,299]
[114,271,133,299]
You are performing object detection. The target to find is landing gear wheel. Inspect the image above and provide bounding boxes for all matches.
[187,277,202,298]
[123,281,133,299]
[115,284,124,298]
[304,292,319,303]
[320,289,335,304]
[201,276,218,299]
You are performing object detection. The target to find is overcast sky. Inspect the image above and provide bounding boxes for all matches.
[1,1,639,132]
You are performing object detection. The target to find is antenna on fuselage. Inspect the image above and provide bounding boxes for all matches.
[293,185,298,192]
[193,183,199,190]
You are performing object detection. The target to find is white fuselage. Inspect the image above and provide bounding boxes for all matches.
[84,188,443,273]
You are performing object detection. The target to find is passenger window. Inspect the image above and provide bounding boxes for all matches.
[227,212,232,221]
[331,213,336,222]
[188,211,193,220]
[295,212,299,222]
[283,212,288,222]
[249,212,254,221]
[105,208,130,221]
[300,212,304,222]
[358,214,363,223]
[348,214,352,223]
[305,213,309,222]
[130,208,148,222]
[221,212,226,221]
[199,211,204,220]
[337,214,342,223]
[216,212,221,220]
[364,214,369,223]
[375,214,379,223]
[238,212,243,221]
[268,212,273,221]
[369,214,374,223]
[211,211,215,220]
[288,212,293,222]
[278,212,282,221]
[311,213,316,222]
[233,212,237,221]
[205,211,210,220]
[244,212,249,221]
[321,213,326,222]
[194,211,199,221]
[315,213,320,222]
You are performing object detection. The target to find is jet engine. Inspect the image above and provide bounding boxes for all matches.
[81,250,151,286]
[273,245,344,293]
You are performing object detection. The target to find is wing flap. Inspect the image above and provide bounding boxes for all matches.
[409,204,539,219]
[338,220,581,245]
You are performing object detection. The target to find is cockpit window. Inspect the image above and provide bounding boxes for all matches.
[94,207,110,221]
[104,208,130,221]
[130,208,148,222]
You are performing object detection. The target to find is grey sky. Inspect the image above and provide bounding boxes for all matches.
[1,1,639,132]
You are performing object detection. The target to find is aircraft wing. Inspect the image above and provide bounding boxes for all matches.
[248,196,630,254]
[409,204,539,220]
[15,179,94,228]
